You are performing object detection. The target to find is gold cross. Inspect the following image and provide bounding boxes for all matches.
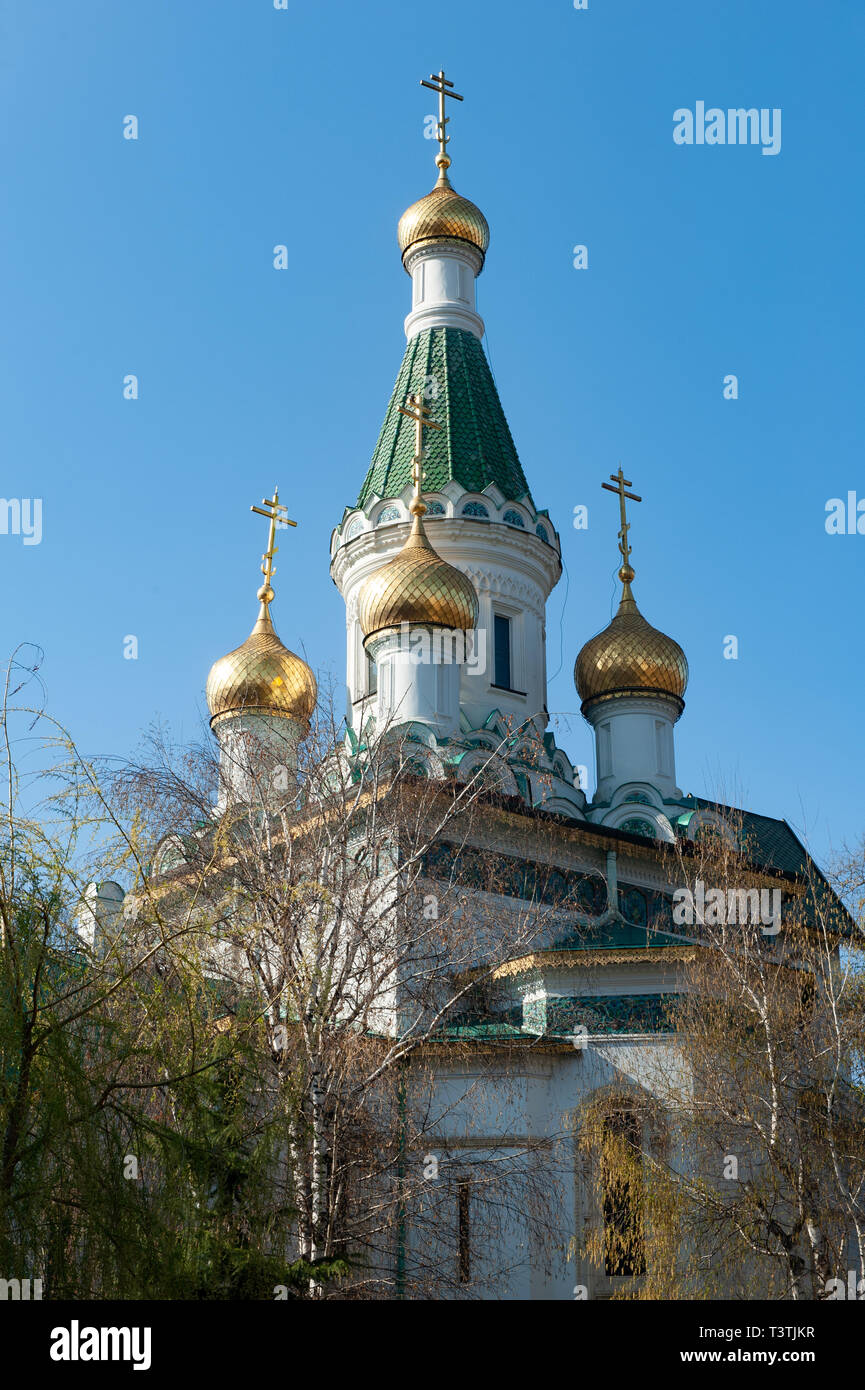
[601,466,641,576]
[420,69,463,163]
[250,485,296,599]
[411,454,425,496]
[399,392,441,511]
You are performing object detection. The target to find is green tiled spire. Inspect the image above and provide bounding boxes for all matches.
[356,327,534,509]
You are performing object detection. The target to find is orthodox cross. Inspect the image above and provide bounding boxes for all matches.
[251,486,296,598]
[420,69,463,162]
[601,466,641,576]
[399,392,441,503]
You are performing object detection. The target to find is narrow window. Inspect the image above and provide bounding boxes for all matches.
[457,1180,471,1284]
[493,615,511,689]
[436,664,448,714]
[367,651,377,697]
[602,1111,646,1277]
[598,722,612,779]
[655,719,670,775]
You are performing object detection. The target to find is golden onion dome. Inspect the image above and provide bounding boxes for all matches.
[575,581,688,713]
[206,592,317,729]
[398,161,489,267]
[358,504,478,641]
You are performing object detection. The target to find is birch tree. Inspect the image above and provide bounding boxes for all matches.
[578,816,865,1300]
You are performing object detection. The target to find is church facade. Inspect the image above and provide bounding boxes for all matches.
[186,76,827,1298]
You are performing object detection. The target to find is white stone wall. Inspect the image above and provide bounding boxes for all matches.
[586,694,683,806]
[403,242,485,340]
[411,1035,688,1299]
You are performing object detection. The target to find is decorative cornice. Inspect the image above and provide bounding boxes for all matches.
[403,238,485,278]
[462,564,546,619]
[490,946,696,979]
[331,511,561,603]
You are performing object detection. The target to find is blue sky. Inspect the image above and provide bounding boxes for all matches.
[1,0,861,866]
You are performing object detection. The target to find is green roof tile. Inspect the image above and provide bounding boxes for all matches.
[356,327,534,509]
[681,798,813,878]
[548,921,683,952]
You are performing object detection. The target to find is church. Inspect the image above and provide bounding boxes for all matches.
[156,73,830,1298]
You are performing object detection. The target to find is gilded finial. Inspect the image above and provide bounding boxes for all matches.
[250,486,297,613]
[601,466,642,590]
[420,69,463,181]
[398,69,488,267]
[205,486,315,730]
[398,393,441,516]
[576,469,687,711]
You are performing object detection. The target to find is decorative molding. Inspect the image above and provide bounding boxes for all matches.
[403,239,484,279]
[455,749,520,797]
[463,565,546,618]
[490,947,696,979]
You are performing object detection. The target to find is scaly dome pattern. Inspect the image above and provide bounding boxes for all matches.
[398,169,489,267]
[575,583,688,712]
[206,600,316,729]
[358,508,478,640]
[355,327,533,510]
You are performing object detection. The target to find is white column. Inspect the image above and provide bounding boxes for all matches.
[74,881,125,950]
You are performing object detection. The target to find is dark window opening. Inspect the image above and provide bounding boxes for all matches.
[493,615,511,690]
[602,1111,646,1277]
[367,651,377,696]
[458,1180,471,1284]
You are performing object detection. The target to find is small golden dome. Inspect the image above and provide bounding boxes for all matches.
[358,509,478,640]
[575,582,688,712]
[398,166,489,267]
[206,599,316,729]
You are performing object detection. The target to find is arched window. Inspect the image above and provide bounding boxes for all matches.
[502,509,525,528]
[620,887,648,928]
[376,506,401,525]
[620,817,655,840]
[345,517,364,540]
[155,837,188,874]
[425,501,445,516]
[575,874,606,916]
[535,523,549,543]
[462,502,489,519]
[602,1110,646,1277]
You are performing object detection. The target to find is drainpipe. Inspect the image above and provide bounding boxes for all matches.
[606,849,619,916]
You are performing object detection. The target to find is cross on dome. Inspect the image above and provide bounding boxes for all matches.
[250,486,296,607]
[398,392,441,515]
[601,466,642,585]
[420,68,464,171]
